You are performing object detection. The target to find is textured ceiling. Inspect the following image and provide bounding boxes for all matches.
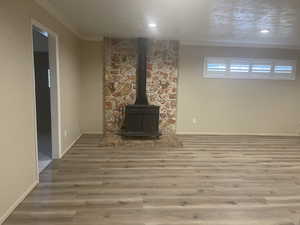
[44,0,300,47]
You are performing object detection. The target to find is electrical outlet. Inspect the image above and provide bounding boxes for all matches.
[192,118,197,124]
[297,123,300,134]
[64,130,68,137]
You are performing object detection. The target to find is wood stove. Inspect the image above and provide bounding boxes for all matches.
[121,38,161,138]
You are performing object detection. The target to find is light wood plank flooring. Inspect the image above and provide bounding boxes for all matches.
[4,134,300,225]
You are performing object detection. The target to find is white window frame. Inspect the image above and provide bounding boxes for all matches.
[203,57,297,80]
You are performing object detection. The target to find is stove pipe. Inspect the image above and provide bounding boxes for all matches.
[134,38,149,105]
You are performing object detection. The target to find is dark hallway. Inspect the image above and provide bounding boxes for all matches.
[33,27,52,172]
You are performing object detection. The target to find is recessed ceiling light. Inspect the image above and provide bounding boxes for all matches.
[260,29,270,34]
[148,23,157,28]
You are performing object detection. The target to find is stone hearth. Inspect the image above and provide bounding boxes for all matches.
[99,134,183,148]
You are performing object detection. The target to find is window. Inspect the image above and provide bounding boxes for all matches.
[230,62,250,73]
[274,65,293,74]
[208,63,226,72]
[204,57,296,80]
[251,64,272,73]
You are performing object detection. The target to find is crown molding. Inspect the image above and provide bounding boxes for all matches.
[82,36,104,42]
[34,0,81,38]
[34,0,103,41]
[180,40,300,50]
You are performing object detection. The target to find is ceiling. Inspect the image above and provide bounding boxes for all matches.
[39,0,300,48]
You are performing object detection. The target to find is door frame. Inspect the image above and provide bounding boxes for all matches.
[31,19,62,178]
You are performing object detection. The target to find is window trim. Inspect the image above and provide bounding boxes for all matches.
[203,57,297,80]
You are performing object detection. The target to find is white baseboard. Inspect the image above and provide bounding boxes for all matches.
[0,180,38,224]
[82,131,103,135]
[60,134,82,158]
[176,131,300,137]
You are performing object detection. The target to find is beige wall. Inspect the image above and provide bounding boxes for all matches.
[0,0,81,222]
[77,43,300,136]
[177,45,300,135]
[80,41,104,134]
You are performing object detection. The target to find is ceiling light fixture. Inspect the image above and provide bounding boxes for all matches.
[260,29,270,34]
[148,23,157,28]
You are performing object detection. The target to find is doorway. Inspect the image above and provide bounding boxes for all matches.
[32,21,61,174]
[33,26,52,172]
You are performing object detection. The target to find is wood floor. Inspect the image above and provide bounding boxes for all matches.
[4,134,300,225]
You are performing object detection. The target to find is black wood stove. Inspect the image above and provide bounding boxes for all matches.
[121,38,160,138]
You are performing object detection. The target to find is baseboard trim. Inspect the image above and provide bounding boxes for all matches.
[176,131,300,137]
[0,180,38,224]
[60,134,82,158]
[82,132,103,135]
